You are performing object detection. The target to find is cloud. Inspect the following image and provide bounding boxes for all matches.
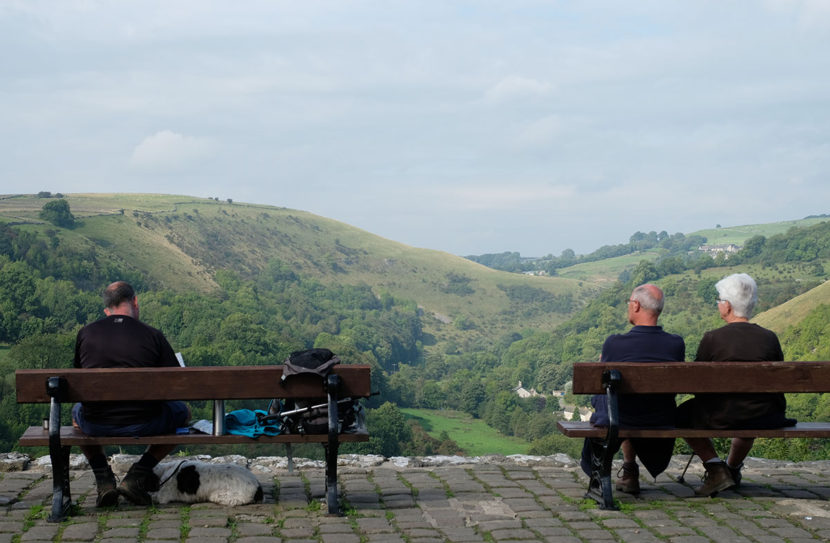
[129,130,213,171]
[515,115,565,149]
[435,184,576,211]
[765,0,830,29]
[483,75,553,104]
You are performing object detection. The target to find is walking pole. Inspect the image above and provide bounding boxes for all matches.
[677,452,696,483]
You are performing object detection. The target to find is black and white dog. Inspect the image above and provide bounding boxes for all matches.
[153,460,263,506]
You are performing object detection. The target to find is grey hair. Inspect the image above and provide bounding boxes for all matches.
[631,284,664,315]
[716,273,757,318]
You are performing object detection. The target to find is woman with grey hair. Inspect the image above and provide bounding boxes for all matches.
[676,273,795,497]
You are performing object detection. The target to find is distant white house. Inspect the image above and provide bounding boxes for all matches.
[514,381,543,399]
[699,243,741,256]
[562,405,592,422]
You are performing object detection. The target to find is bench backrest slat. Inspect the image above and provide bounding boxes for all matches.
[571,361,830,394]
[15,365,372,403]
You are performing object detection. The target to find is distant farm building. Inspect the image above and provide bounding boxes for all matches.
[699,243,741,256]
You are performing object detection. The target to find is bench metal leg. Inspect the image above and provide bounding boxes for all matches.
[325,373,342,515]
[49,445,72,522]
[584,369,621,510]
[46,377,72,522]
[586,437,618,510]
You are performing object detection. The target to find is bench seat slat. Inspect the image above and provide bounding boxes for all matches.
[571,361,830,394]
[18,425,369,447]
[558,421,830,439]
[16,365,372,403]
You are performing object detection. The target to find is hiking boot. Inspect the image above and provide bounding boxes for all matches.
[694,461,735,497]
[93,466,119,508]
[728,462,743,489]
[118,464,160,505]
[615,461,640,494]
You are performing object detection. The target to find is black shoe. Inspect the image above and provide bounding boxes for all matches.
[728,462,743,489]
[118,464,159,505]
[93,466,119,508]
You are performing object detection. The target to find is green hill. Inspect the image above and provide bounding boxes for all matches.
[0,193,590,347]
[754,280,830,335]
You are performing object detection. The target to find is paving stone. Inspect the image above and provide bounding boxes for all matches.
[101,526,142,538]
[146,527,182,539]
[236,522,275,537]
[356,517,396,533]
[19,525,60,542]
[320,534,360,543]
[489,527,538,540]
[60,522,99,540]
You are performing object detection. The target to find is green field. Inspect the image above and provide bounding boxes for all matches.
[401,408,530,456]
[557,250,662,283]
[690,217,829,246]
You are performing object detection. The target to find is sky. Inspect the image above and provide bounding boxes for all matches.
[2,1,830,257]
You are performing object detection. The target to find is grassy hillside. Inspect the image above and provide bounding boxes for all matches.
[691,217,830,247]
[556,250,662,284]
[0,193,591,346]
[401,408,530,456]
[754,280,830,334]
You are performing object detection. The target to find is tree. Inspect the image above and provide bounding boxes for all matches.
[39,199,75,228]
[365,402,412,457]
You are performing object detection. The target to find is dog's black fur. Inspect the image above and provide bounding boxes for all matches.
[177,465,201,495]
[174,463,263,503]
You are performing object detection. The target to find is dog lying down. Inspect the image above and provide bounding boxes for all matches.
[153,460,264,506]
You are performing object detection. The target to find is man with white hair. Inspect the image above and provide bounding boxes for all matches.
[678,273,795,497]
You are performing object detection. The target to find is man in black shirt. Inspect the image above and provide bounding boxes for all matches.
[73,281,189,507]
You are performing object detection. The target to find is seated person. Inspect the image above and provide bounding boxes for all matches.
[581,284,685,494]
[677,273,795,497]
[73,281,190,507]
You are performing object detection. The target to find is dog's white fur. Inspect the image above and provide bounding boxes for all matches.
[153,460,263,506]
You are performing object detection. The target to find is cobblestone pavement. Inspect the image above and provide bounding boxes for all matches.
[3,454,830,542]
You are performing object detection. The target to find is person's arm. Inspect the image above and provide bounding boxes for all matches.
[73,329,84,368]
[694,332,713,362]
[155,332,180,367]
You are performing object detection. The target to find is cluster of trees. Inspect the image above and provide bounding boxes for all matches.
[38,199,76,228]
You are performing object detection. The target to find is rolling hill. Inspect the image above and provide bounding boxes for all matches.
[0,193,593,347]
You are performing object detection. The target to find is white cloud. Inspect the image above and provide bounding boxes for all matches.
[435,184,576,211]
[515,115,565,149]
[129,130,213,171]
[483,75,553,104]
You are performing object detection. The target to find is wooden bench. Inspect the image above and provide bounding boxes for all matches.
[557,361,830,510]
[15,365,371,521]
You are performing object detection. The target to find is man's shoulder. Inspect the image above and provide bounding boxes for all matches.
[81,315,165,337]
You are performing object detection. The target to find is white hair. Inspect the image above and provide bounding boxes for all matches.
[716,273,757,318]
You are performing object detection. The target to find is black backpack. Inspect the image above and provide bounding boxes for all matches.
[280,348,341,382]
[278,348,341,435]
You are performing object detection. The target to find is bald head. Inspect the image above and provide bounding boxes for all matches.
[627,283,664,326]
[102,281,139,319]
